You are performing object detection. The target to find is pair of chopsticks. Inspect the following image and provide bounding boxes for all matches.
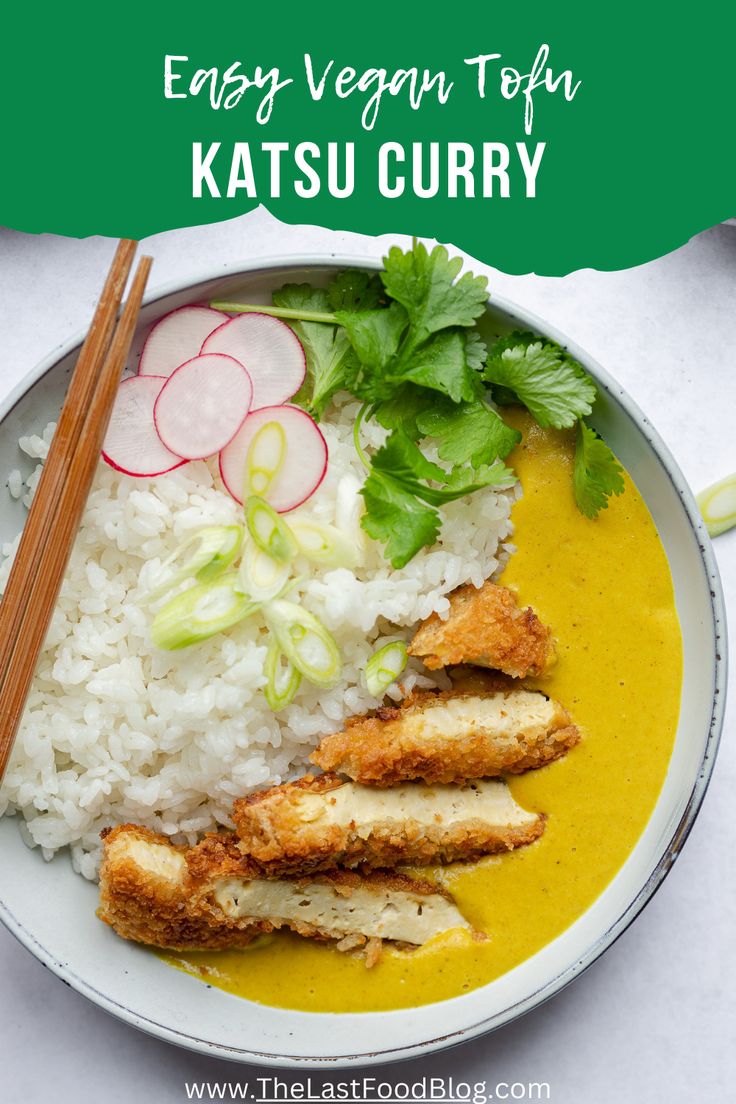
[0,242,153,784]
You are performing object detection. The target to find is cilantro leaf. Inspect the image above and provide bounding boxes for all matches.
[486,331,538,404]
[416,398,521,467]
[360,430,517,566]
[424,459,517,503]
[370,430,516,507]
[400,330,480,403]
[485,341,597,428]
[273,282,358,419]
[273,282,330,315]
[573,422,626,518]
[369,430,447,490]
[372,385,434,438]
[335,302,408,374]
[381,243,489,343]
[464,330,488,372]
[487,330,538,357]
[360,474,441,569]
[327,269,385,312]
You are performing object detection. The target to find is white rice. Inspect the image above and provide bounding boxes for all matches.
[0,395,517,879]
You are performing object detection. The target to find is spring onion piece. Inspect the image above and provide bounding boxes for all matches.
[151,574,259,650]
[697,473,736,538]
[265,599,342,688]
[245,496,297,564]
[290,520,359,568]
[246,419,287,498]
[263,639,302,711]
[145,525,244,601]
[239,539,291,602]
[364,641,408,697]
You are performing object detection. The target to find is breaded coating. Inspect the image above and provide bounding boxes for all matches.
[98,825,468,957]
[311,684,579,786]
[97,825,261,951]
[189,833,469,948]
[408,580,554,677]
[233,773,545,875]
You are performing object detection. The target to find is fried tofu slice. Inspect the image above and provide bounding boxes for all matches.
[189,833,470,951]
[408,580,554,677]
[311,684,579,786]
[98,825,468,957]
[233,774,545,875]
[97,825,261,951]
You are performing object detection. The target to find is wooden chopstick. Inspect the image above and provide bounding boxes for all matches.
[0,240,136,697]
[0,252,153,783]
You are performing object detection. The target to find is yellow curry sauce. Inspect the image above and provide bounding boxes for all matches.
[166,411,682,1011]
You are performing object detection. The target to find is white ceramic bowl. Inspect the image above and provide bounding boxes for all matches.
[0,257,727,1067]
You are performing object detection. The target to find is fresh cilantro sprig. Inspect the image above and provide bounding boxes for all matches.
[212,245,626,566]
[333,243,489,405]
[574,422,625,518]
[484,330,625,516]
[485,335,596,429]
[272,270,383,418]
[415,397,521,468]
[361,431,515,568]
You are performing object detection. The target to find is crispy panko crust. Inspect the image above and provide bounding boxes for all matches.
[232,773,545,876]
[187,831,452,941]
[311,684,580,786]
[98,825,457,963]
[97,825,262,951]
[408,580,555,677]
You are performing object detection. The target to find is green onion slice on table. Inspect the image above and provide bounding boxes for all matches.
[245,419,288,498]
[364,641,408,697]
[245,496,297,564]
[145,525,244,601]
[151,574,259,650]
[697,473,736,538]
[265,599,342,687]
[263,639,302,711]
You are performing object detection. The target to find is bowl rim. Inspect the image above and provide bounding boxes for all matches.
[0,251,728,1067]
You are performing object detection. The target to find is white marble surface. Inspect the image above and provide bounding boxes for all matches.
[0,213,734,1104]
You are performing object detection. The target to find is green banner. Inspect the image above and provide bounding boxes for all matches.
[1,1,734,273]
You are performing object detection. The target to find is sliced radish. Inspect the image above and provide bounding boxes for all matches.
[201,313,306,409]
[138,306,228,378]
[102,376,186,477]
[153,354,253,461]
[220,406,328,512]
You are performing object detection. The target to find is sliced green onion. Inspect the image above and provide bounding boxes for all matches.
[263,639,302,711]
[265,599,342,688]
[290,520,359,568]
[239,539,291,602]
[245,496,297,564]
[145,525,244,601]
[697,473,736,538]
[151,574,259,650]
[364,641,408,697]
[246,420,287,498]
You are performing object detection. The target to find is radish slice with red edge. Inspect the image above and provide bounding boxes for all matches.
[138,306,228,378]
[102,376,186,477]
[201,313,306,410]
[220,406,328,512]
[154,354,253,461]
